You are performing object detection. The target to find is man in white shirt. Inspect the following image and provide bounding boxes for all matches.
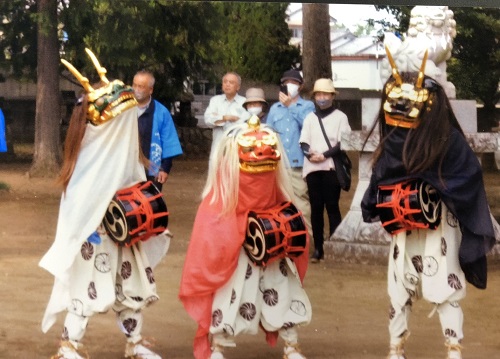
[204,72,248,157]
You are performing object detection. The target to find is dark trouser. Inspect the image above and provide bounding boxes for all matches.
[305,170,342,257]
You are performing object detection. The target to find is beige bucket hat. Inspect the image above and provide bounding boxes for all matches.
[243,88,268,109]
[313,78,338,94]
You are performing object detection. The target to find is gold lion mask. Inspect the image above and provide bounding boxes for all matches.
[61,48,137,125]
[383,46,438,129]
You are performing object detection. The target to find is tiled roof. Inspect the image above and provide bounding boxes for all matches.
[332,33,383,56]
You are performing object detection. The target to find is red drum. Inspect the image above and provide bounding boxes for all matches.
[244,201,308,267]
[103,181,169,247]
[377,179,441,235]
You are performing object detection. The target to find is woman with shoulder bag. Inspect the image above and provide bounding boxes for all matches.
[299,78,351,262]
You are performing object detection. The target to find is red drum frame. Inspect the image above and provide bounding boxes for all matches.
[244,201,308,267]
[377,179,441,235]
[103,181,169,247]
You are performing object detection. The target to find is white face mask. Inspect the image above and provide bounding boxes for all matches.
[286,83,300,98]
[247,106,262,116]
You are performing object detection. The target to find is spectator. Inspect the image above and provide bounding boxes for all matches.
[299,78,351,262]
[266,69,315,240]
[204,72,248,157]
[133,70,183,191]
[242,87,269,123]
[0,107,6,153]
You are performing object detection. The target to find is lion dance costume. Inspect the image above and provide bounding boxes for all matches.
[179,116,312,359]
[39,49,171,359]
[361,47,496,359]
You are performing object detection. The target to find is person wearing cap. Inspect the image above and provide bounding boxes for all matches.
[266,69,315,239]
[204,72,249,158]
[242,87,269,123]
[299,78,351,262]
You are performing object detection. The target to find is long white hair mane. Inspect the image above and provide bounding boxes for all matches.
[202,122,294,216]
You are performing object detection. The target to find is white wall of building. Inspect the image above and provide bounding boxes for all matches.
[331,59,385,90]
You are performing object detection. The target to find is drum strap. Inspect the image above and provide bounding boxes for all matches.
[315,111,334,151]
[315,112,352,191]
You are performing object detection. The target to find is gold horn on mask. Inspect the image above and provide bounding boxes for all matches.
[85,48,109,85]
[60,58,94,93]
[385,45,402,86]
[416,49,429,89]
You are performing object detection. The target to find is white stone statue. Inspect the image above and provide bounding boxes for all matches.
[381,6,457,98]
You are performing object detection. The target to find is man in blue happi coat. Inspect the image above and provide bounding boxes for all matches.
[133,70,183,191]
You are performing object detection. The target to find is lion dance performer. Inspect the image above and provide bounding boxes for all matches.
[39,49,173,359]
[179,116,312,359]
[361,47,496,359]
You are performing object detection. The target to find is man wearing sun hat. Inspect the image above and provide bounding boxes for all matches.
[267,69,315,240]
[242,87,269,123]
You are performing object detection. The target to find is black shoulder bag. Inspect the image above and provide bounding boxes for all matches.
[316,112,352,192]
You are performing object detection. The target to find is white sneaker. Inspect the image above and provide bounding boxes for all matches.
[210,343,226,359]
[387,353,406,359]
[387,331,409,359]
[446,343,462,359]
[210,351,225,359]
[387,345,407,359]
[52,340,86,359]
[283,343,306,359]
[125,339,161,359]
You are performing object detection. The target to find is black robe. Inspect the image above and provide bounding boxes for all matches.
[361,126,495,289]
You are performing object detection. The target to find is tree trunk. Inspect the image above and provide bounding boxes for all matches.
[302,3,332,97]
[30,0,61,177]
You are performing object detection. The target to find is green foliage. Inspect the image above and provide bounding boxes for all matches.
[1,1,299,101]
[58,0,220,103]
[211,2,300,84]
[0,0,38,80]
[373,5,411,40]
[373,5,411,31]
[353,23,376,37]
[0,181,10,191]
[3,2,495,110]
[447,8,500,110]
